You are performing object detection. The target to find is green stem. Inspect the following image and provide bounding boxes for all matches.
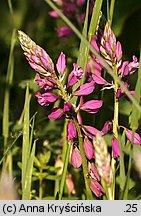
[112,66,119,200]
[73,118,93,200]
[109,0,115,26]
[58,141,71,200]
[39,169,43,200]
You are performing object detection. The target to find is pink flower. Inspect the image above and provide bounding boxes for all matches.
[82,125,101,139]
[66,174,75,194]
[128,55,139,74]
[77,0,85,6]
[89,163,100,181]
[92,73,107,85]
[48,108,63,120]
[56,26,73,38]
[67,120,77,141]
[35,74,57,90]
[63,102,74,114]
[56,52,66,75]
[112,137,120,158]
[70,146,82,168]
[116,41,122,62]
[80,99,103,114]
[68,63,84,87]
[90,179,104,197]
[83,137,95,160]
[48,11,59,18]
[74,81,95,96]
[35,92,58,106]
[124,128,141,145]
[101,121,111,135]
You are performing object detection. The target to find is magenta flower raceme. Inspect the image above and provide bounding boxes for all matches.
[67,120,77,141]
[70,146,82,168]
[83,137,95,160]
[112,137,120,158]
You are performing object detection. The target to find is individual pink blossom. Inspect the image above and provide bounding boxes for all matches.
[35,92,58,106]
[48,108,64,120]
[82,125,101,139]
[101,121,111,135]
[128,55,139,74]
[63,102,74,114]
[116,41,122,62]
[112,137,120,158]
[67,120,77,141]
[90,179,104,197]
[56,52,66,75]
[118,61,129,76]
[35,74,57,90]
[124,128,141,145]
[48,11,59,18]
[89,163,100,181]
[66,174,75,194]
[70,146,82,168]
[83,137,95,160]
[92,73,107,85]
[80,99,103,114]
[74,81,95,96]
[56,26,73,38]
[68,63,84,87]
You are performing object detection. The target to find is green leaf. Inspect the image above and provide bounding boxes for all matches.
[22,141,36,200]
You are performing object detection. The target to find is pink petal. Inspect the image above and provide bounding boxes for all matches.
[74,81,95,96]
[89,163,100,181]
[101,121,111,135]
[56,26,73,38]
[116,41,122,62]
[83,125,101,139]
[125,128,141,145]
[83,137,95,160]
[90,179,104,197]
[112,137,120,158]
[48,11,59,18]
[81,100,103,112]
[67,120,77,141]
[92,74,107,85]
[48,108,63,120]
[56,52,66,75]
[70,147,82,168]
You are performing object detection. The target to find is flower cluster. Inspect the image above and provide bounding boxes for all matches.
[18,24,141,198]
[18,30,105,197]
[49,0,94,37]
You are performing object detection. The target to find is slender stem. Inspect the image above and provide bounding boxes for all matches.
[73,118,93,200]
[58,141,71,200]
[109,0,115,26]
[39,169,43,200]
[112,66,119,200]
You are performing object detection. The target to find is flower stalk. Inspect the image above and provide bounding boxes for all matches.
[73,117,93,200]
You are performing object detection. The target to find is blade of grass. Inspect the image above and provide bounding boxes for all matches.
[22,85,30,192]
[22,141,36,200]
[2,28,16,176]
[44,0,141,114]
